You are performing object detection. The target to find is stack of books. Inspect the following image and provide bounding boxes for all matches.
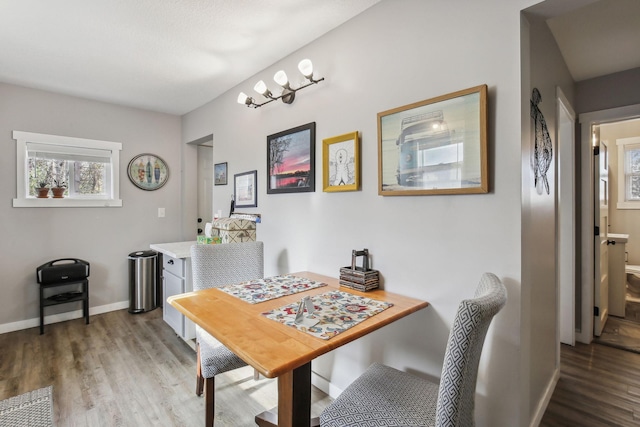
[339,267,379,292]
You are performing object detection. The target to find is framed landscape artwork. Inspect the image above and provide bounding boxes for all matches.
[378,84,488,196]
[267,122,316,194]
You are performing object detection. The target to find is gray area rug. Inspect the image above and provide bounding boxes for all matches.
[0,386,53,427]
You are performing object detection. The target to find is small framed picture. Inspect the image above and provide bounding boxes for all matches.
[267,122,315,194]
[214,162,228,185]
[234,170,257,208]
[323,131,360,192]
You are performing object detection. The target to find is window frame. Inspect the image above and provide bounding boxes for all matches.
[13,131,123,208]
[616,136,640,209]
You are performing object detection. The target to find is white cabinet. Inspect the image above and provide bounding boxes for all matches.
[608,233,629,318]
[163,256,185,336]
[150,242,196,344]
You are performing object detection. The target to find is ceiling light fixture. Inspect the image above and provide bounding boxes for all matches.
[237,59,325,108]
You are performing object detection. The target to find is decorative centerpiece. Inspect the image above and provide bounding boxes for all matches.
[339,249,380,292]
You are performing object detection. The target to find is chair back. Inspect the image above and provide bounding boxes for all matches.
[435,272,507,427]
[190,241,264,291]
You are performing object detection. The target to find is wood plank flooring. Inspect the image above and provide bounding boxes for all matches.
[7,307,640,426]
[0,309,331,426]
[595,300,640,354]
[595,316,640,354]
[540,341,640,426]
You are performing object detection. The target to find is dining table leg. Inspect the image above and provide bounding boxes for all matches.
[255,361,320,427]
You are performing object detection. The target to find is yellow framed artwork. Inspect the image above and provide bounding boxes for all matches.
[322,131,360,192]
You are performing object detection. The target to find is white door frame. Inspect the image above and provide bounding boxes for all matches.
[557,87,576,346]
[578,103,640,343]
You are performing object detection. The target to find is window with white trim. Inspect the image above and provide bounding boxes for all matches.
[13,131,123,207]
[617,136,640,209]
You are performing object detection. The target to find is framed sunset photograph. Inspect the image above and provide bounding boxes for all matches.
[266,122,316,194]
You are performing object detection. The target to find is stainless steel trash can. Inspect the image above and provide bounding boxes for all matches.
[128,250,158,313]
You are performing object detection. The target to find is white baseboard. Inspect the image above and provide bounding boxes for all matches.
[529,366,560,427]
[311,371,343,399]
[0,300,129,334]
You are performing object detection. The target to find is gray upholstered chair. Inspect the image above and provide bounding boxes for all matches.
[190,241,264,427]
[320,272,507,427]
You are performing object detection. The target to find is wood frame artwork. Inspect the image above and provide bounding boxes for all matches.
[378,84,488,196]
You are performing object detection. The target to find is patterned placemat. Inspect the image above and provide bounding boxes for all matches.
[219,275,327,304]
[262,290,394,340]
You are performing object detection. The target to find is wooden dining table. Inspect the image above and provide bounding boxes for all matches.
[168,271,429,427]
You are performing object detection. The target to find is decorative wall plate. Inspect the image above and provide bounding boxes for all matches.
[127,153,169,191]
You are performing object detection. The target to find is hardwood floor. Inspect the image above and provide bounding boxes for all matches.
[595,300,640,354]
[11,307,640,427]
[0,309,331,426]
[540,341,640,426]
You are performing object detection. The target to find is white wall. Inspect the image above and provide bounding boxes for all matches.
[0,83,183,330]
[0,1,567,425]
[603,119,640,262]
[183,1,534,425]
[521,8,576,423]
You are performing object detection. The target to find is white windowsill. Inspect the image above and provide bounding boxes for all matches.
[13,198,123,208]
[617,201,640,210]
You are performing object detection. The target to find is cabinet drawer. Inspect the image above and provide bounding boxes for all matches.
[163,272,185,336]
[163,255,185,278]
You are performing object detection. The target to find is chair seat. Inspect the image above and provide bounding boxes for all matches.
[320,273,506,427]
[320,363,438,427]
[197,326,247,379]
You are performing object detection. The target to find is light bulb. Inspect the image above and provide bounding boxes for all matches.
[298,59,313,78]
[274,70,289,88]
[237,92,249,105]
[254,80,268,95]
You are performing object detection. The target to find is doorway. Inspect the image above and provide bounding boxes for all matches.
[197,143,213,234]
[579,105,640,344]
[593,117,640,350]
[186,134,214,236]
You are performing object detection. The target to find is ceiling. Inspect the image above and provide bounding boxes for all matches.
[0,0,381,115]
[1,0,638,116]
[546,0,640,82]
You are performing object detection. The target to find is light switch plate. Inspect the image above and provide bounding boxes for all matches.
[158,207,165,218]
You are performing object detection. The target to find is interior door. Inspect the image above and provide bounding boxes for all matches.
[594,130,610,337]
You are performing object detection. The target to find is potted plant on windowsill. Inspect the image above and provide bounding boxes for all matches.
[52,180,66,198]
[36,182,50,198]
